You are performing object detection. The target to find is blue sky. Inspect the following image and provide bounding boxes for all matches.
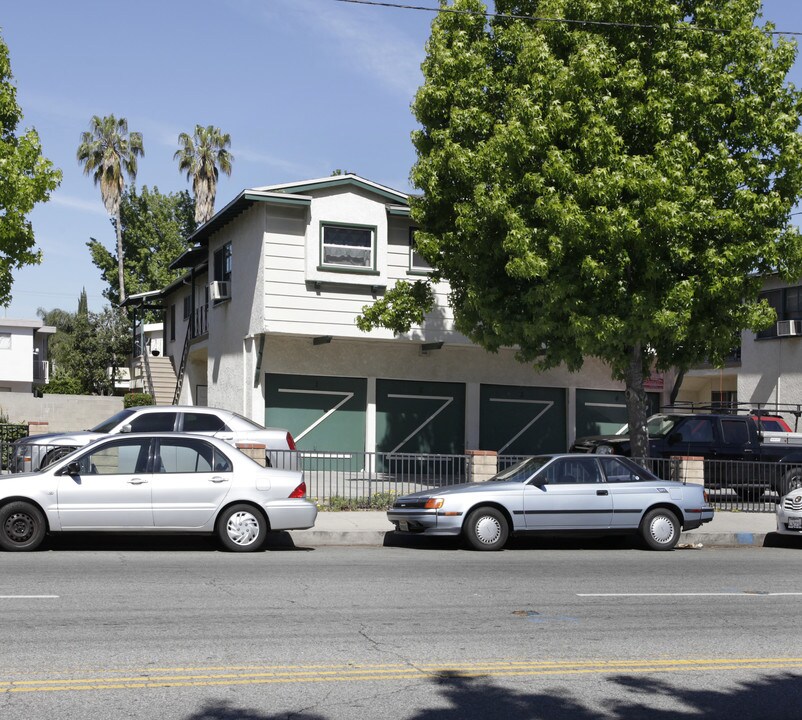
[2,0,802,320]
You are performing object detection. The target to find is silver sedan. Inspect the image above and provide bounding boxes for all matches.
[0,433,317,552]
[387,454,714,551]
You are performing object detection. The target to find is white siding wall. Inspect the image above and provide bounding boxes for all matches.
[263,188,466,344]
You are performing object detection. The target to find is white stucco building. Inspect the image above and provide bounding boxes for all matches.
[0,318,54,395]
[151,175,673,455]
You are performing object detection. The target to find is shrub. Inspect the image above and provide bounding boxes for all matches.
[124,392,154,408]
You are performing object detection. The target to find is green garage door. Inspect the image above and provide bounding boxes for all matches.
[376,379,465,455]
[575,389,660,438]
[265,374,367,453]
[480,385,567,454]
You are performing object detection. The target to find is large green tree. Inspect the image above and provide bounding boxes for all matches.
[39,290,130,396]
[359,0,802,457]
[87,185,197,308]
[77,115,144,304]
[0,32,61,306]
[174,124,233,224]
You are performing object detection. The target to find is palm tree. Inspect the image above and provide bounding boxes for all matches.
[174,125,233,224]
[77,115,144,303]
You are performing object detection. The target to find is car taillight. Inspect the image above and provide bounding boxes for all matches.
[286,432,297,451]
[289,481,306,498]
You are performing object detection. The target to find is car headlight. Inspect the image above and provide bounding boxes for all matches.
[424,497,444,509]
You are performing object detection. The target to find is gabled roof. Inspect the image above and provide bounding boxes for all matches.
[255,174,410,205]
[185,174,411,247]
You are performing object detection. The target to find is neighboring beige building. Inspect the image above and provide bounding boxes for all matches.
[142,174,673,456]
[678,274,802,429]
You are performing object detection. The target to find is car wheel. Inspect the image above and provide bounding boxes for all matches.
[780,468,802,497]
[217,504,267,552]
[40,447,75,469]
[463,506,509,551]
[0,502,47,552]
[640,508,680,551]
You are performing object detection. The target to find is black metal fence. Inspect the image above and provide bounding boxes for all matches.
[0,438,791,513]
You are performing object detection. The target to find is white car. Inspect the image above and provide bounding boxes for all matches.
[0,433,317,552]
[9,405,298,472]
[776,490,802,535]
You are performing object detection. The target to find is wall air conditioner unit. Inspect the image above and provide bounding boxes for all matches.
[776,320,800,337]
[209,280,230,302]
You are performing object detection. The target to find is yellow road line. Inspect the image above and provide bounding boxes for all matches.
[3,658,802,694]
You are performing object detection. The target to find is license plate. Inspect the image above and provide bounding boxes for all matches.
[399,521,409,532]
[788,517,802,530]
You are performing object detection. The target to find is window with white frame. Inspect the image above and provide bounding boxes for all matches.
[182,294,191,319]
[321,223,375,269]
[409,228,432,272]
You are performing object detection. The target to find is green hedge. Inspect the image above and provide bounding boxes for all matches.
[124,392,155,408]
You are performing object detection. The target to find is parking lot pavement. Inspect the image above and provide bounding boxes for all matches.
[286,510,798,548]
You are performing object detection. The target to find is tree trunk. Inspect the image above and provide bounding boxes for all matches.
[115,209,126,303]
[624,344,650,459]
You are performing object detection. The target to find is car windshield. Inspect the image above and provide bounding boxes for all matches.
[615,414,683,439]
[489,456,551,483]
[89,408,136,433]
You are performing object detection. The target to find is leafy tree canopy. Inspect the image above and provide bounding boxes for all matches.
[0,32,61,306]
[88,184,197,309]
[359,0,802,456]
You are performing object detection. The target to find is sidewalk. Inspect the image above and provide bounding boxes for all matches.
[287,510,789,548]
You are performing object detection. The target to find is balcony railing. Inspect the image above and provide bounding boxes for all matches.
[32,360,49,383]
[190,304,208,340]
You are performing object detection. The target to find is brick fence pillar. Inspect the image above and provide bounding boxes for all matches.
[467,449,498,482]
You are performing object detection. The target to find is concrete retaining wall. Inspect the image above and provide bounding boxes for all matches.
[0,394,123,433]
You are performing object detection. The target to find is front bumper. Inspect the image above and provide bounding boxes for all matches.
[386,509,463,536]
[776,510,802,535]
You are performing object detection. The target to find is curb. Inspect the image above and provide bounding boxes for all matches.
[284,529,793,549]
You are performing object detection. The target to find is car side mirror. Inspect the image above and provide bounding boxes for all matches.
[59,461,81,476]
[668,432,682,445]
[120,424,133,433]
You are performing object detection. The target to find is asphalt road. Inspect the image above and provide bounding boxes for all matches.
[1,539,801,719]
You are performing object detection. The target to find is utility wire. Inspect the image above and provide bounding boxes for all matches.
[332,0,802,37]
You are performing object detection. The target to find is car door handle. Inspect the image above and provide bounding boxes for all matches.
[596,489,609,496]
[128,478,148,485]
[210,476,229,483]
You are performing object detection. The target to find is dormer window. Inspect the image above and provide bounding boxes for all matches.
[320,223,375,270]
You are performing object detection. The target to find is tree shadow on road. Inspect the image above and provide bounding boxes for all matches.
[180,668,802,720]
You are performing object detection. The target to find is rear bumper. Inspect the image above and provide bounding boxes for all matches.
[263,500,318,531]
[682,506,715,531]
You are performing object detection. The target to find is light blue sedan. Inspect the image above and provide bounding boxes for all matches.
[387,454,714,551]
[0,433,316,552]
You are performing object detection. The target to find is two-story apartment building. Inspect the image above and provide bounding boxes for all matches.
[154,175,670,455]
[0,318,54,394]
[677,274,802,427]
